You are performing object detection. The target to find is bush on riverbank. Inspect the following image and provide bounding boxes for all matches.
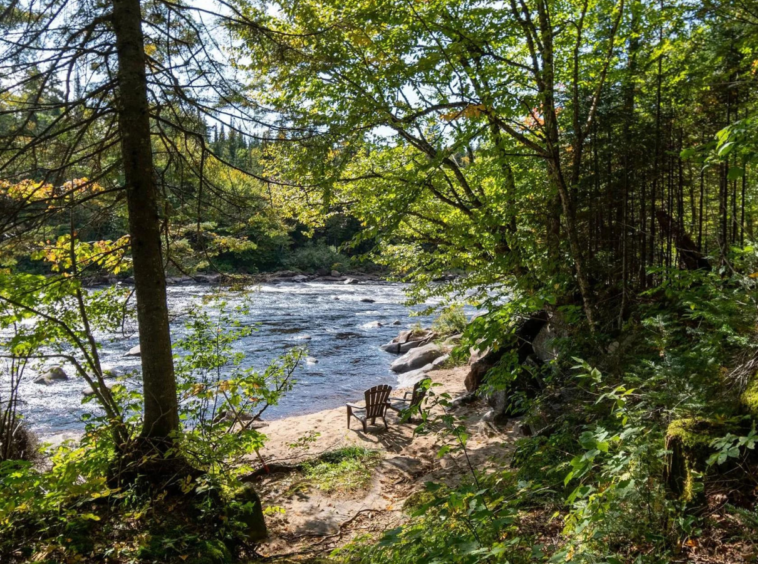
[431,305,468,336]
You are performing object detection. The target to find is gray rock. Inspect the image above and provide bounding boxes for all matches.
[532,324,559,363]
[398,340,423,353]
[487,390,508,416]
[360,298,375,303]
[331,270,341,277]
[34,366,69,385]
[362,321,383,329]
[306,356,318,364]
[343,278,358,285]
[482,409,497,423]
[443,333,462,347]
[382,456,424,478]
[392,320,402,326]
[381,329,437,354]
[102,368,121,379]
[82,383,112,397]
[396,364,434,387]
[390,344,443,374]
[395,330,412,343]
[125,345,141,357]
[291,274,309,282]
[194,274,221,284]
[448,392,477,411]
[381,332,430,354]
[336,331,361,340]
[381,342,401,353]
[431,354,450,368]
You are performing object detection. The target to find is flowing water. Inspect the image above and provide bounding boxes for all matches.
[13,281,456,439]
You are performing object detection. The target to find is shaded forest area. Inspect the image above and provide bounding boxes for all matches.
[1,0,758,562]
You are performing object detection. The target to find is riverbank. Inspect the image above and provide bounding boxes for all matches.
[250,365,522,559]
[81,269,461,288]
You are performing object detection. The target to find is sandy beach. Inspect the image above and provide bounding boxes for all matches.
[251,365,522,559]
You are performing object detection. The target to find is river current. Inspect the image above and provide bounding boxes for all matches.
[15,281,453,439]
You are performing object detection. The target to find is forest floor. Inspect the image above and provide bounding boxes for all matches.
[250,366,523,561]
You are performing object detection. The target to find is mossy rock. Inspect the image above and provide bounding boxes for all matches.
[664,418,724,501]
[740,371,758,417]
[230,483,267,542]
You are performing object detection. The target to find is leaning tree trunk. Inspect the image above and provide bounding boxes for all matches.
[112,0,180,440]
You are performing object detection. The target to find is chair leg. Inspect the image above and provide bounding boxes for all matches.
[347,407,351,429]
[362,419,367,433]
[383,415,388,430]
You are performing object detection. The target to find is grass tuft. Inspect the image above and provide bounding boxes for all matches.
[302,447,381,493]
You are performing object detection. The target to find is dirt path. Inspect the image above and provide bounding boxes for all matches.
[251,366,522,560]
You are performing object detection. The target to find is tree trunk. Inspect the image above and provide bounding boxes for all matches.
[547,161,596,329]
[112,0,180,439]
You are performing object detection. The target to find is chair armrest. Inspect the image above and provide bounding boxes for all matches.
[403,391,413,400]
[346,403,364,409]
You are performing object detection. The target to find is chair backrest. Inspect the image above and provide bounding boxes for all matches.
[409,379,430,409]
[364,384,392,418]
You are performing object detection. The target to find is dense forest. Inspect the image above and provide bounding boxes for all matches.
[1,0,758,561]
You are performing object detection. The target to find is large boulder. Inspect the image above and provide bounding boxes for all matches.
[34,366,69,385]
[397,363,434,387]
[464,346,492,392]
[464,311,549,393]
[390,344,444,374]
[381,329,435,354]
[125,345,141,357]
[381,339,423,354]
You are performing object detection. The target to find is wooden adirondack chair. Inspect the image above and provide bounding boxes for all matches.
[387,379,429,418]
[346,384,392,432]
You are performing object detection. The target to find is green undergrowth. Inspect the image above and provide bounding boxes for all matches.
[302,447,381,494]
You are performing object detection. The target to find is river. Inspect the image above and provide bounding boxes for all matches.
[14,281,455,439]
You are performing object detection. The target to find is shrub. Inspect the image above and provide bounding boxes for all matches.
[432,306,468,336]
